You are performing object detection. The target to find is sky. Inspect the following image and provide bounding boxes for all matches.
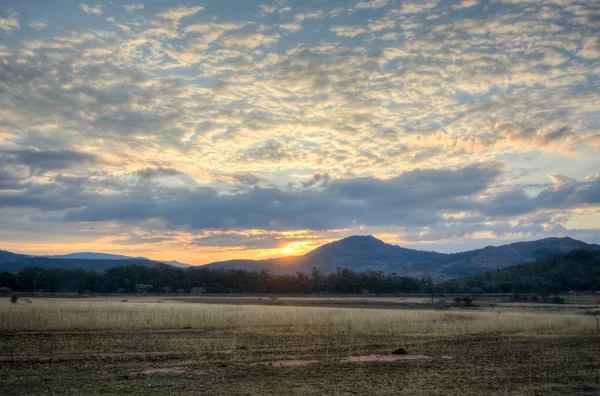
[0,0,599,264]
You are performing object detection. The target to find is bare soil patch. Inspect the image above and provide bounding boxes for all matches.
[251,359,320,367]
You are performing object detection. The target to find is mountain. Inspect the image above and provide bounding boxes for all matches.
[203,235,600,279]
[0,257,158,273]
[47,252,148,260]
[441,249,600,293]
[162,260,193,268]
[0,251,192,273]
[45,252,192,267]
[0,250,30,263]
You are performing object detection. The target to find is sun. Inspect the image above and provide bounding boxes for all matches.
[282,246,292,254]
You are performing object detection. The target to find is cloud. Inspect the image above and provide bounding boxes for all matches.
[79,4,104,15]
[295,11,325,23]
[58,163,504,230]
[135,167,183,179]
[260,5,277,14]
[399,2,437,14]
[156,6,204,21]
[222,33,280,48]
[579,37,600,59]
[124,4,145,13]
[301,173,330,189]
[233,173,261,186]
[331,25,367,37]
[477,174,600,217]
[0,12,19,32]
[0,169,27,190]
[194,231,286,249]
[0,149,97,175]
[29,19,48,30]
[1,0,599,252]
[356,0,390,10]
[280,23,302,32]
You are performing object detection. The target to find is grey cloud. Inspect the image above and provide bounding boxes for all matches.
[135,167,183,179]
[194,233,292,249]
[62,163,503,230]
[113,235,171,245]
[301,173,330,188]
[0,169,27,190]
[479,176,600,216]
[0,149,97,174]
[239,140,293,163]
[233,173,261,186]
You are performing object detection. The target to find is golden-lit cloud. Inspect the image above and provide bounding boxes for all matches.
[0,0,598,261]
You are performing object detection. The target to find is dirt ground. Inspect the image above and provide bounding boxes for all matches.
[1,330,599,395]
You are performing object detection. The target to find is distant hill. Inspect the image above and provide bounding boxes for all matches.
[0,250,30,263]
[0,257,159,273]
[440,250,600,293]
[0,251,191,273]
[203,235,600,279]
[162,260,193,268]
[46,252,148,261]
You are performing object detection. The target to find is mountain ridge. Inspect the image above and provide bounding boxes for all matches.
[1,236,599,278]
[202,235,600,279]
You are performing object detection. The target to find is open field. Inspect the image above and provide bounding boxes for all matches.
[1,296,599,395]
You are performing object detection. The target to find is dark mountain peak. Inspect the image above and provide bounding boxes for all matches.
[334,235,386,246]
[304,235,387,256]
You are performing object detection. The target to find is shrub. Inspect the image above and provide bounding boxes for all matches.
[550,295,565,304]
[462,296,474,306]
[0,287,12,295]
[135,284,153,294]
[190,287,206,295]
[392,346,409,355]
[10,296,19,304]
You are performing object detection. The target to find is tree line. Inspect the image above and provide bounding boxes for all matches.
[0,250,598,295]
[0,265,428,294]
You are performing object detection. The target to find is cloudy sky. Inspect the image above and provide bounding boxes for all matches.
[0,0,599,264]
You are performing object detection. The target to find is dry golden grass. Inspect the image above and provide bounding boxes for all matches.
[0,297,595,336]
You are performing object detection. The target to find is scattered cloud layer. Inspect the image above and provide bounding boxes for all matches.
[0,0,598,262]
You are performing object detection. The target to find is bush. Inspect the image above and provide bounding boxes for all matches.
[462,296,474,306]
[190,287,206,295]
[10,295,19,304]
[550,295,565,304]
[453,296,475,307]
[0,287,12,295]
[135,284,153,294]
[116,288,126,294]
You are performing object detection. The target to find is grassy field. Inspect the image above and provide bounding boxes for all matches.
[1,296,599,395]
